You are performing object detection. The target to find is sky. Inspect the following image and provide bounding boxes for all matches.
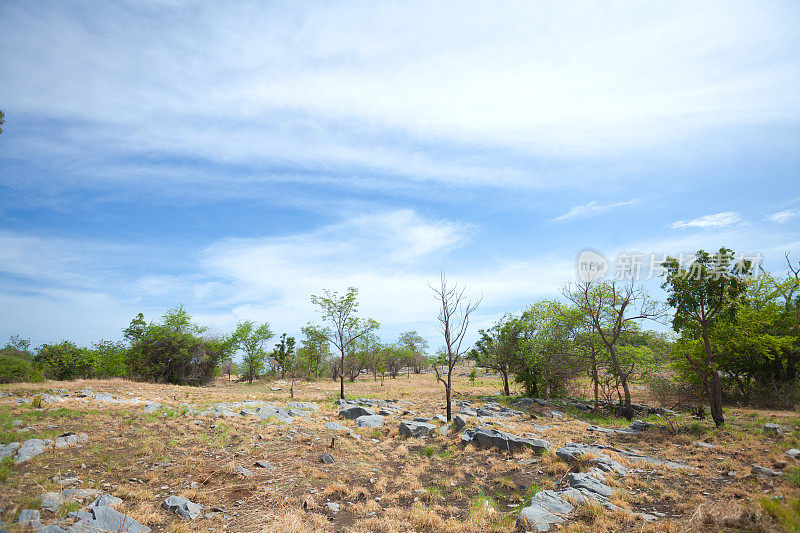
[1,0,799,354]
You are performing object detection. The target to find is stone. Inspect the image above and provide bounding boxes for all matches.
[17,510,40,526]
[14,438,52,463]
[516,490,574,531]
[40,491,65,512]
[453,414,467,432]
[567,472,614,498]
[433,414,447,424]
[339,406,374,420]
[774,460,787,470]
[325,502,341,513]
[354,415,384,428]
[62,488,101,500]
[72,505,151,532]
[786,449,800,459]
[11,420,22,427]
[629,420,653,432]
[287,402,318,411]
[52,472,80,485]
[143,403,162,414]
[556,444,628,475]
[752,465,782,477]
[54,432,87,449]
[462,428,550,454]
[0,442,20,460]
[89,493,124,508]
[693,441,716,449]
[162,495,203,520]
[324,422,348,432]
[764,423,783,437]
[458,407,478,417]
[40,394,63,404]
[318,453,335,464]
[236,466,254,477]
[254,460,273,469]
[398,420,437,438]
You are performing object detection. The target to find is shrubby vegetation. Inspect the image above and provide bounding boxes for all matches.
[1,246,798,425]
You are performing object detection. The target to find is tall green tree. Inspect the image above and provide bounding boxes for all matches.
[298,324,332,380]
[661,248,749,426]
[233,321,274,383]
[270,333,296,379]
[472,314,520,395]
[310,287,379,399]
[398,330,428,374]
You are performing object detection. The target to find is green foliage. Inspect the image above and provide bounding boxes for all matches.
[0,109,4,134]
[0,353,45,384]
[232,320,273,383]
[761,495,800,533]
[0,456,13,482]
[90,339,128,377]
[34,341,93,380]
[270,333,296,378]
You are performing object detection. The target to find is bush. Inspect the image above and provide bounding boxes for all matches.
[34,341,93,380]
[0,354,45,384]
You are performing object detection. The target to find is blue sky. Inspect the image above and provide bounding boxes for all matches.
[1,0,799,352]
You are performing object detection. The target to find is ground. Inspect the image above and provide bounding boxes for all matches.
[1,369,799,532]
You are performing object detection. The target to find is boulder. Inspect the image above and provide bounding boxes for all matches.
[516,490,574,532]
[14,438,52,464]
[40,491,65,512]
[339,406,374,420]
[453,414,467,433]
[89,494,123,508]
[17,510,40,526]
[72,505,151,532]
[162,495,203,520]
[0,442,20,460]
[567,472,613,498]
[287,402,318,411]
[54,433,88,449]
[398,420,437,438]
[764,423,783,437]
[462,428,550,454]
[354,415,384,428]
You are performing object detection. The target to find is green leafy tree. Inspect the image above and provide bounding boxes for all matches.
[34,341,93,380]
[298,324,332,380]
[310,287,379,399]
[123,313,147,344]
[472,314,520,395]
[270,333,296,379]
[90,340,128,377]
[661,248,749,426]
[233,321,274,383]
[398,330,429,374]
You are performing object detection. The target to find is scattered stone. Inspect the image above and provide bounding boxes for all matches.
[764,423,783,437]
[0,442,20,460]
[453,414,467,432]
[287,402,318,411]
[325,502,341,513]
[54,432,88,449]
[324,421,348,432]
[52,472,80,485]
[354,415,384,428]
[318,453,335,464]
[693,441,716,449]
[398,420,437,438]
[18,510,40,526]
[339,406,374,420]
[40,491,65,512]
[516,490,574,531]
[567,472,613,498]
[461,428,550,454]
[236,466,254,477]
[433,414,447,424]
[548,411,564,418]
[752,465,782,477]
[72,505,151,532]
[162,495,203,520]
[11,420,22,427]
[89,493,124,508]
[786,449,800,460]
[143,403,162,414]
[458,407,478,417]
[254,460,272,469]
[14,438,52,464]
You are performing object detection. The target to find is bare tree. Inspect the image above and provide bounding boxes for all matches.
[564,280,664,420]
[430,272,481,421]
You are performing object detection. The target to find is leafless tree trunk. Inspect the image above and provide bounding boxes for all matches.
[430,272,481,421]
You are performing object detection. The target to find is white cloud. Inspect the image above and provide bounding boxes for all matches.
[553,199,639,222]
[671,211,742,229]
[766,209,800,223]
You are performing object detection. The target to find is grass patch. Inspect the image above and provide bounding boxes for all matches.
[761,495,800,533]
[0,456,13,483]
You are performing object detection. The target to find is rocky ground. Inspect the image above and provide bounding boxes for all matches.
[0,373,798,532]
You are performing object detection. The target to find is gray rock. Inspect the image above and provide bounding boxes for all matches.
[693,441,716,449]
[62,488,101,500]
[752,465,782,477]
[287,402,318,411]
[433,414,447,424]
[548,411,564,418]
[354,415,384,428]
[786,448,800,459]
[72,505,151,532]
[453,414,467,432]
[462,428,550,454]
[18,510,40,525]
[40,491,65,512]
[236,466,254,477]
[458,407,478,417]
[14,438,52,464]
[516,490,573,531]
[398,420,437,438]
[339,405,374,420]
[143,403,162,414]
[567,472,614,498]
[556,444,628,475]
[629,420,653,432]
[325,502,341,513]
[94,393,118,403]
[324,422,348,432]
[11,419,22,427]
[162,495,203,520]
[764,423,783,437]
[54,432,88,449]
[40,394,64,404]
[0,442,20,460]
[89,493,124,508]
[254,460,273,469]
[318,453,335,464]
[287,409,312,418]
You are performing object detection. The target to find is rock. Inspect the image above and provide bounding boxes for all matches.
[40,394,63,404]
[0,442,20,460]
[17,510,40,526]
[287,402,318,411]
[324,422,348,432]
[567,472,614,498]
[462,428,550,454]
[236,466,254,477]
[162,495,203,520]
[354,415,384,428]
[548,411,564,418]
[752,465,782,477]
[287,409,312,418]
[14,438,52,464]
[52,472,80,485]
[318,453,335,464]
[40,491,65,512]
[94,393,118,403]
[453,414,467,432]
[433,414,447,424]
[629,420,653,432]
[11,420,22,427]
[459,407,478,417]
[339,406,374,420]
[764,423,783,437]
[62,488,101,500]
[72,505,151,532]
[54,432,88,449]
[774,460,787,470]
[254,460,273,469]
[143,403,162,414]
[786,449,800,459]
[325,502,341,513]
[556,444,628,475]
[693,441,716,449]
[398,420,437,438]
[516,490,574,531]
[89,494,124,508]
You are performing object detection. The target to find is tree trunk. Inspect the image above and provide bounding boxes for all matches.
[620,376,633,420]
[446,369,452,421]
[501,369,510,396]
[591,352,599,411]
[339,348,345,400]
[710,370,725,427]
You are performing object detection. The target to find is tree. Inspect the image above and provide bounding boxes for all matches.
[298,324,331,380]
[270,333,296,379]
[123,313,147,344]
[661,248,749,427]
[310,287,379,399]
[565,280,664,420]
[472,314,520,395]
[430,272,481,421]
[233,321,274,383]
[90,340,127,377]
[34,341,93,380]
[398,330,429,374]
[0,109,4,134]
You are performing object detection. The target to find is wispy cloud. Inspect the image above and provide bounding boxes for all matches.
[766,209,800,223]
[553,199,639,222]
[671,211,742,229]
